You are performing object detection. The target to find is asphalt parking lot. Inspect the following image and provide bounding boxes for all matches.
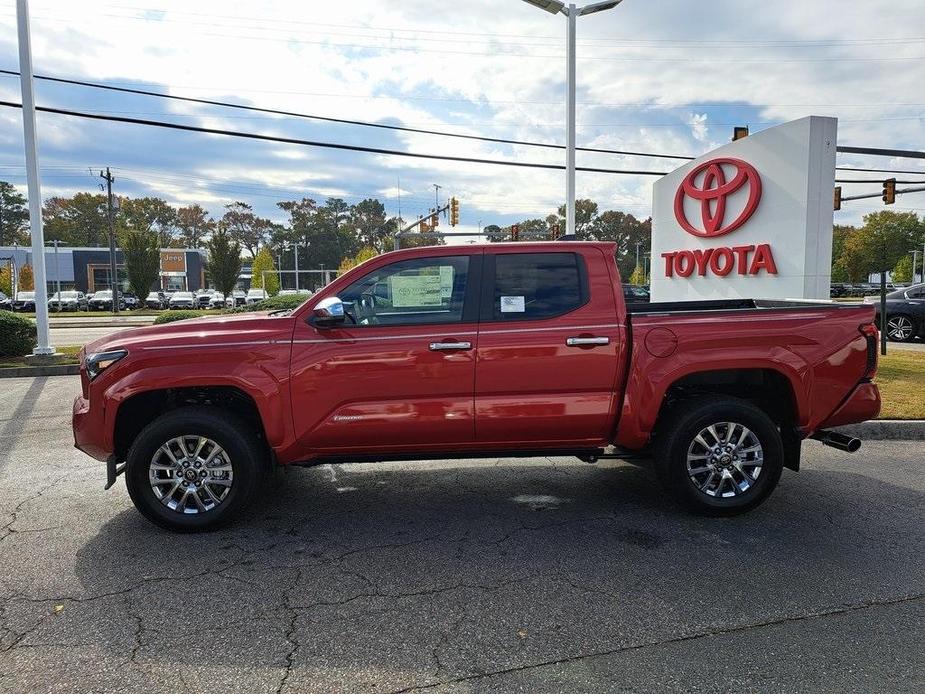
[1,376,923,693]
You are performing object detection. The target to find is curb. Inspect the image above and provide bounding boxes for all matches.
[833,420,925,441]
[0,364,80,379]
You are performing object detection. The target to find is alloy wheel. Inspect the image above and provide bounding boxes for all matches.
[148,436,234,514]
[887,316,914,341]
[686,422,763,498]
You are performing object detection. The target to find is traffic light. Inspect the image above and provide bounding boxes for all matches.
[882,178,896,205]
[732,126,749,141]
[833,186,842,211]
[552,223,561,240]
[430,212,439,229]
[420,217,430,232]
[511,224,520,241]
[450,197,459,226]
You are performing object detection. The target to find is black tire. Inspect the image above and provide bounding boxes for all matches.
[885,314,917,343]
[653,398,784,515]
[125,407,266,532]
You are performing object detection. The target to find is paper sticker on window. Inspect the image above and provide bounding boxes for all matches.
[390,275,444,307]
[500,296,525,313]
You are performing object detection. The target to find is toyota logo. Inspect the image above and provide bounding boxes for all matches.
[674,157,762,238]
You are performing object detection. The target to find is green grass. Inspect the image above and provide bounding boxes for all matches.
[876,349,925,419]
[0,344,81,369]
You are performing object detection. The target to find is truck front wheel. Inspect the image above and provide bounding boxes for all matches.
[124,407,266,532]
[654,398,784,515]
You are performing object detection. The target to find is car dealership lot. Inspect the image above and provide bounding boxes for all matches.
[1,376,923,693]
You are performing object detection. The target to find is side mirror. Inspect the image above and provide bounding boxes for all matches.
[311,296,346,327]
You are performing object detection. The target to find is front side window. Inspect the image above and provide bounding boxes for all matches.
[339,256,470,326]
[492,253,585,321]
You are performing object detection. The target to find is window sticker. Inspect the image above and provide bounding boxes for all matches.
[389,274,444,307]
[500,295,525,313]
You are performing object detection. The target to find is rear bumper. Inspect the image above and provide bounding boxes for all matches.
[72,393,113,462]
[816,381,881,430]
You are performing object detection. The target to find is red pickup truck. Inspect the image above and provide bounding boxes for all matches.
[73,243,881,531]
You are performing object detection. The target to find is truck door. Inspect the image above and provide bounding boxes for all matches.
[474,248,623,447]
[289,251,482,455]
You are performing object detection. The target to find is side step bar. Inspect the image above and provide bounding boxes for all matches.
[810,430,862,453]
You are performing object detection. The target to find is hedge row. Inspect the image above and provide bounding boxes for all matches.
[0,310,37,357]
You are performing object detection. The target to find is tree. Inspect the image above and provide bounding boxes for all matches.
[483,224,502,241]
[834,228,871,282]
[892,254,913,283]
[277,197,359,271]
[338,247,378,273]
[205,229,242,298]
[120,229,161,297]
[0,264,12,295]
[221,201,273,258]
[119,197,178,247]
[830,224,857,282]
[18,263,34,290]
[555,199,599,237]
[858,211,920,274]
[628,265,647,285]
[176,204,214,248]
[250,247,279,295]
[349,198,393,252]
[589,211,652,279]
[0,181,29,246]
[42,193,109,246]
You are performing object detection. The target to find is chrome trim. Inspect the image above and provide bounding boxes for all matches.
[429,341,472,351]
[566,336,610,346]
[480,323,624,335]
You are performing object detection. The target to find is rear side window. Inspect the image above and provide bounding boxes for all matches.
[491,253,585,321]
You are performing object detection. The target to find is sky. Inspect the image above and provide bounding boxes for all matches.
[0,0,923,244]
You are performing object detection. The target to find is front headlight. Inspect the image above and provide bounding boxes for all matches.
[85,350,127,380]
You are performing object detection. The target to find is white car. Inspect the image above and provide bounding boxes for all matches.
[168,291,196,310]
[278,289,312,296]
[225,290,246,308]
[209,293,227,309]
[245,288,268,305]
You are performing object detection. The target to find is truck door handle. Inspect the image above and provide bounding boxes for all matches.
[430,341,472,351]
[566,336,610,347]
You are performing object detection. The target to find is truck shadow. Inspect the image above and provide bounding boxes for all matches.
[73,460,924,685]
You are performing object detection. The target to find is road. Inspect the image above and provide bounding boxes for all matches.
[1,376,923,693]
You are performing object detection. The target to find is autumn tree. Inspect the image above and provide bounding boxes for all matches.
[120,229,161,298]
[176,204,214,248]
[18,263,34,290]
[0,264,12,295]
[120,197,178,247]
[42,193,109,246]
[221,201,273,258]
[250,247,279,296]
[892,254,913,283]
[0,181,29,246]
[338,246,378,273]
[205,228,242,298]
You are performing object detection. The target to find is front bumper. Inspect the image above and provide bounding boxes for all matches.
[72,392,113,462]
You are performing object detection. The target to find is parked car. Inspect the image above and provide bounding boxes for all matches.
[245,288,268,305]
[168,291,196,310]
[622,284,650,304]
[225,290,246,308]
[122,292,139,310]
[196,290,216,308]
[866,282,925,342]
[88,290,125,312]
[11,291,36,312]
[278,289,313,297]
[74,242,882,532]
[0,291,10,310]
[145,292,167,310]
[49,290,88,312]
[829,283,849,298]
[209,293,227,309]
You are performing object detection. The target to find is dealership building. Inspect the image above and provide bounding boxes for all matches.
[0,246,207,294]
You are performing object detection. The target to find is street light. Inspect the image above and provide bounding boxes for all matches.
[521,0,625,237]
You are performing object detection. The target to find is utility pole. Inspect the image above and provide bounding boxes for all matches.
[16,0,54,356]
[635,241,641,270]
[294,241,300,292]
[433,184,442,211]
[100,167,119,314]
[48,239,60,311]
[912,250,920,285]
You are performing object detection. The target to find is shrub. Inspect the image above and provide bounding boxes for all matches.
[225,293,310,314]
[0,310,37,356]
[153,310,205,325]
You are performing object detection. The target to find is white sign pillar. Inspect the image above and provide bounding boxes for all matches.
[650,116,838,302]
[16,0,54,355]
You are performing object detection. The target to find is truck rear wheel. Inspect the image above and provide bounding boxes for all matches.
[654,398,784,515]
[125,407,266,532]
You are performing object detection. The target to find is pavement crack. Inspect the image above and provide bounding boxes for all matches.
[384,592,925,693]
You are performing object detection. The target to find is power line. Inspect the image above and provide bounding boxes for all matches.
[0,100,671,177]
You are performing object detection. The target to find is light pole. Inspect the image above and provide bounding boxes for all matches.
[521,0,625,237]
[46,239,60,312]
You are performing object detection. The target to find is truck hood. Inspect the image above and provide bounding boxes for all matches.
[83,312,295,356]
